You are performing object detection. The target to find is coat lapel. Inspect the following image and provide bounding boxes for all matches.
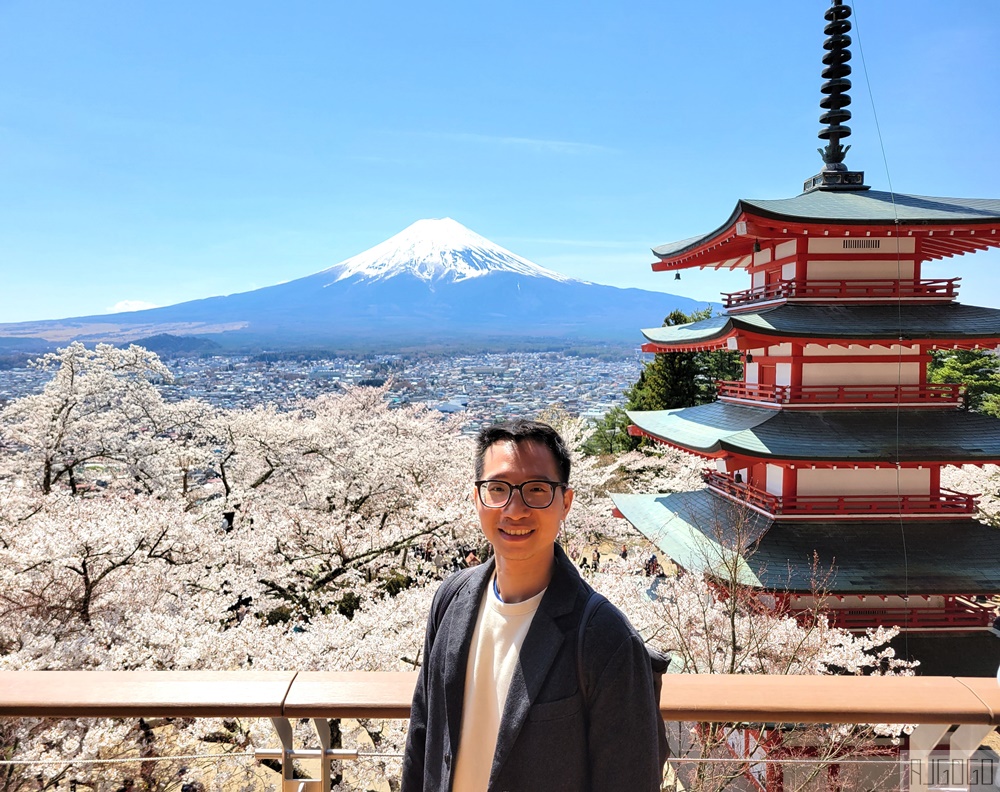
[489,546,579,787]
[443,560,494,759]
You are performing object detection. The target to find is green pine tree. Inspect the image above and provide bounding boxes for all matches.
[582,308,741,455]
[927,348,1000,412]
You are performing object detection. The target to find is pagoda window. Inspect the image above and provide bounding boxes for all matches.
[806,237,916,255]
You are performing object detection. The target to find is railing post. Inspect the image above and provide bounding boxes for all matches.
[266,717,345,791]
[907,723,950,792]
[950,724,993,789]
[312,718,332,791]
[270,717,300,791]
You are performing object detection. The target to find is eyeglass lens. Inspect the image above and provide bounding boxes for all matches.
[479,480,556,509]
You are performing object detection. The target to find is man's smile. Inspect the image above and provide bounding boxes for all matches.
[499,525,535,537]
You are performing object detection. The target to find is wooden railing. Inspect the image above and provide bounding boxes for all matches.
[1,670,998,725]
[1,671,997,792]
[722,278,960,308]
[703,470,979,517]
[716,381,964,407]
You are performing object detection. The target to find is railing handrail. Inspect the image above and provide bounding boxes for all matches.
[722,277,961,308]
[716,381,964,406]
[702,470,978,515]
[0,671,997,725]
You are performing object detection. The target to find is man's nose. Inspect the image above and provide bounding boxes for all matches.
[503,486,532,513]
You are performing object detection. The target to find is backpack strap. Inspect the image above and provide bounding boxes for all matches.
[576,589,672,771]
[576,590,606,703]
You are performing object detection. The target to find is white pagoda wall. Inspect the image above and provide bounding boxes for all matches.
[801,362,921,386]
[805,237,916,281]
[750,248,772,288]
[765,464,784,496]
[776,240,797,260]
[795,467,930,496]
[799,343,922,387]
[806,259,915,280]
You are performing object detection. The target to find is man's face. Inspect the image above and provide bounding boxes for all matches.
[475,439,573,567]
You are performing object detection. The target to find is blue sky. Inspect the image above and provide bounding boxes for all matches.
[2,0,999,323]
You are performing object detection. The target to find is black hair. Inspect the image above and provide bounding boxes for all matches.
[473,419,571,483]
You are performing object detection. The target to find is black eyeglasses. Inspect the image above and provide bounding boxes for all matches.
[475,479,567,509]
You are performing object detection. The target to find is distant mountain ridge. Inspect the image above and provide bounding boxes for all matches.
[0,219,714,351]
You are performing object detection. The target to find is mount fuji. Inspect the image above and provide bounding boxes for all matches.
[0,219,712,350]
[324,218,575,285]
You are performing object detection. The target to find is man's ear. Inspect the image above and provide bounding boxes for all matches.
[561,486,574,516]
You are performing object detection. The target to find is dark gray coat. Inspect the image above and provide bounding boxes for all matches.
[401,544,664,792]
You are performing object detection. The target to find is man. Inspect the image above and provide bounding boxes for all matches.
[402,419,664,791]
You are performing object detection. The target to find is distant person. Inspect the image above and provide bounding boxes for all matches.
[402,419,665,791]
[620,543,628,560]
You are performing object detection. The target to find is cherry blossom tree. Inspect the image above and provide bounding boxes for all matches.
[0,348,481,790]
[0,343,200,496]
[0,349,932,791]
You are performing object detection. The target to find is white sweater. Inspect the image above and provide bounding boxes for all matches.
[451,577,546,792]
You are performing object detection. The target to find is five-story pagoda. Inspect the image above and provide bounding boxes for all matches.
[613,0,1000,635]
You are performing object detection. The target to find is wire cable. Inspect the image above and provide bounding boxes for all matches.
[852,0,909,644]
[0,749,404,768]
[0,752,255,767]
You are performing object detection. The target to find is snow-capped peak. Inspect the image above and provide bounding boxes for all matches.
[322,218,580,284]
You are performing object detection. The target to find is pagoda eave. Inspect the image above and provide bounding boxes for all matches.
[641,335,1000,355]
[627,404,1000,464]
[611,491,1000,597]
[641,303,1000,352]
[651,193,1000,271]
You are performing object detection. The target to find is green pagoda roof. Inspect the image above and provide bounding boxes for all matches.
[628,403,1000,462]
[641,304,1000,349]
[612,490,1000,594]
[747,191,1000,225]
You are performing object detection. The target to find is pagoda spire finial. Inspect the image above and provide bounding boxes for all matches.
[804,0,868,192]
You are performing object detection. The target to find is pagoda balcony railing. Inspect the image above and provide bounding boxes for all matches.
[703,470,979,517]
[2,671,999,792]
[722,278,960,309]
[716,381,964,408]
[820,596,997,631]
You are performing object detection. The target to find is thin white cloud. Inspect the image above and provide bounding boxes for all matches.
[502,237,644,249]
[430,131,614,155]
[108,300,158,313]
